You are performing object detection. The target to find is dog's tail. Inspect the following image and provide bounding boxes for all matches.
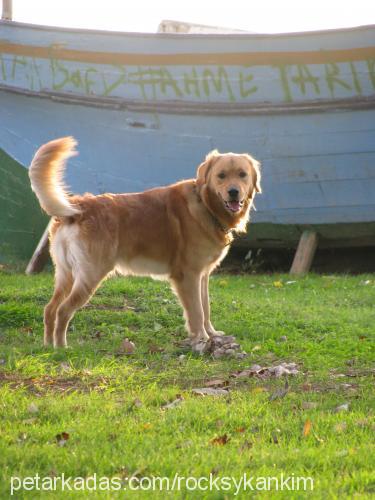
[29,137,81,217]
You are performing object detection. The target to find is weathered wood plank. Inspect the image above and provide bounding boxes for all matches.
[25,220,51,275]
[290,230,319,274]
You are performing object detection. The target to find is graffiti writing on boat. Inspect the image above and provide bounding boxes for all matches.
[1,52,374,103]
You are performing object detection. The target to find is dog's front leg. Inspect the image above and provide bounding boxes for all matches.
[171,272,210,352]
[201,272,226,337]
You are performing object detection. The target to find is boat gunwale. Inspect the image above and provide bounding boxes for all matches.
[1,19,374,40]
[1,84,374,116]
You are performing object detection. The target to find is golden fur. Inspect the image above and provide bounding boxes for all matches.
[29,137,261,351]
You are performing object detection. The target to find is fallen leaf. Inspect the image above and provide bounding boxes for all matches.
[269,380,289,401]
[239,440,253,451]
[27,403,39,414]
[273,281,283,288]
[22,418,37,425]
[153,322,163,332]
[204,379,227,388]
[162,396,184,410]
[236,427,246,433]
[148,344,165,354]
[334,422,347,433]
[334,403,349,413]
[303,419,312,437]
[59,362,71,373]
[192,387,229,396]
[17,432,27,443]
[118,338,135,355]
[232,362,299,379]
[273,364,299,377]
[211,434,230,446]
[340,383,354,389]
[302,402,318,410]
[20,326,33,335]
[56,432,70,446]
[142,423,152,430]
[356,418,375,430]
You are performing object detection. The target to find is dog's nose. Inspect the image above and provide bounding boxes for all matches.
[228,187,239,199]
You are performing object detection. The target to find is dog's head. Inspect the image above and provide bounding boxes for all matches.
[196,150,261,219]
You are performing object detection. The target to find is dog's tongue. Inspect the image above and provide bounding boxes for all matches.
[228,200,241,212]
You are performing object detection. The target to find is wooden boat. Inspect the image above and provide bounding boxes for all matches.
[0,18,374,267]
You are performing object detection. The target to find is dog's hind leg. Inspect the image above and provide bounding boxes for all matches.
[53,272,107,348]
[44,269,73,346]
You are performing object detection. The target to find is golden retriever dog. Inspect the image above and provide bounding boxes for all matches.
[29,138,261,352]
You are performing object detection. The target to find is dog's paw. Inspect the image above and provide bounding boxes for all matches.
[53,341,68,349]
[208,329,226,337]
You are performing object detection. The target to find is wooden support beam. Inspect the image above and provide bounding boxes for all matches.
[25,220,52,275]
[290,230,319,275]
[2,0,12,20]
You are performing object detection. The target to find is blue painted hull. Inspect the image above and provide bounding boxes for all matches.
[1,21,375,246]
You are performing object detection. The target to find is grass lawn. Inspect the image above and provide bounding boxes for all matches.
[0,270,374,498]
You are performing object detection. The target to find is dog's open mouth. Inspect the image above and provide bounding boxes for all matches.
[224,200,244,213]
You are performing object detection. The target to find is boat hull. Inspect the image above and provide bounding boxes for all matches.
[0,21,374,253]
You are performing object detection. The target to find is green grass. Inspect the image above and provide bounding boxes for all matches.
[0,271,374,499]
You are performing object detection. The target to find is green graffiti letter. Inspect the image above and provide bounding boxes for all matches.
[366,59,375,89]
[127,67,153,100]
[349,62,362,94]
[102,65,126,97]
[51,59,69,90]
[239,67,258,98]
[11,55,27,79]
[202,67,235,102]
[0,53,6,81]
[183,67,200,98]
[275,64,292,102]
[159,68,183,97]
[31,58,42,90]
[70,70,83,89]
[84,68,98,94]
[291,64,320,95]
[325,63,351,96]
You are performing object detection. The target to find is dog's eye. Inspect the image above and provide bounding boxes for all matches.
[239,171,247,178]
[217,172,226,179]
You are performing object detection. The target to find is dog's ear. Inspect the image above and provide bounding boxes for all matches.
[196,150,220,191]
[245,154,261,195]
